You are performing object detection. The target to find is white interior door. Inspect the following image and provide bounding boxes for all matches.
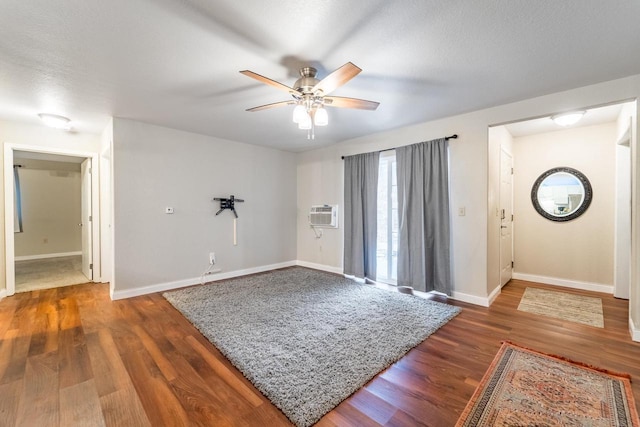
[499,149,513,287]
[81,158,93,281]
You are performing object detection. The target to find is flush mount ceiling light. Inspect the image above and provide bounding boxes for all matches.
[551,111,585,127]
[240,62,379,140]
[38,113,72,130]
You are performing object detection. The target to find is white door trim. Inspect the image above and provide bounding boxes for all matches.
[3,142,100,296]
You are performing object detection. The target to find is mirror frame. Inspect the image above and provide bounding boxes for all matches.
[531,166,592,222]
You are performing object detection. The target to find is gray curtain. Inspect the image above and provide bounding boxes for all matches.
[396,138,451,294]
[343,152,380,281]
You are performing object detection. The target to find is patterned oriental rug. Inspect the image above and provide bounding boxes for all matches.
[518,287,604,328]
[456,342,640,427]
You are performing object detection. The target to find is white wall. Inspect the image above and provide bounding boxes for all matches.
[14,161,82,257]
[512,123,617,291]
[297,74,640,312]
[111,118,297,297]
[296,145,345,272]
[297,114,491,305]
[0,120,100,294]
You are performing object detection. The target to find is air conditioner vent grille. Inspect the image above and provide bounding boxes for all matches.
[309,205,338,228]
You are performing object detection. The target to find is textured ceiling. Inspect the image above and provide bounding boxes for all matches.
[1,0,640,152]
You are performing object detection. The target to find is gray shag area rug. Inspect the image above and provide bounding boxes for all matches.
[163,267,461,426]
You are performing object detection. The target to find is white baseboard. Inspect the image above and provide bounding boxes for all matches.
[487,285,502,306]
[111,260,297,300]
[450,291,492,307]
[0,288,6,300]
[15,251,82,261]
[512,272,613,294]
[112,276,202,300]
[295,260,343,275]
[630,316,640,342]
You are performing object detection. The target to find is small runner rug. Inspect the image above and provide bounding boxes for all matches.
[456,342,640,426]
[518,287,604,327]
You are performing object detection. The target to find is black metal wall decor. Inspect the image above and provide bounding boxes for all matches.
[213,195,244,218]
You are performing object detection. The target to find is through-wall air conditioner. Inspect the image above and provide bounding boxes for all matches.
[309,205,339,228]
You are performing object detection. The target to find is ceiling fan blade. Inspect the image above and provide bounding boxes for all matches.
[246,100,296,112]
[311,62,362,96]
[240,70,301,96]
[324,96,380,110]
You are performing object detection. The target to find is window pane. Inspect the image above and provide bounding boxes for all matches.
[392,208,398,231]
[377,252,388,278]
[377,154,398,284]
[391,253,398,279]
[391,161,397,185]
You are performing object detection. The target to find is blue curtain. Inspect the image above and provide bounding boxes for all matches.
[14,165,23,233]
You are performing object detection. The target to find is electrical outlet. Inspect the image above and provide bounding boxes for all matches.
[209,252,216,265]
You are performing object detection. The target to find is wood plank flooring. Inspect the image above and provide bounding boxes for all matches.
[0,276,639,426]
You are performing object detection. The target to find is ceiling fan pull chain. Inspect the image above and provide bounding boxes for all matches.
[307,123,315,140]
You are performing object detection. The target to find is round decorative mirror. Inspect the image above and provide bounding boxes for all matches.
[531,167,592,222]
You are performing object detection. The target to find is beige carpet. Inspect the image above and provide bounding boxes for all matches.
[15,255,91,293]
[517,287,604,328]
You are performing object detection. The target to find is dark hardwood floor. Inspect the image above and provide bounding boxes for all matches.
[0,275,639,426]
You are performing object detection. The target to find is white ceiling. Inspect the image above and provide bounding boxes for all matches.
[1,1,640,152]
[503,103,627,138]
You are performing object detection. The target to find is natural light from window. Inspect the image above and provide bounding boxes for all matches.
[377,151,398,283]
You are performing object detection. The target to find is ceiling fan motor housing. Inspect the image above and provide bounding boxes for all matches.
[294,67,320,94]
[240,62,379,116]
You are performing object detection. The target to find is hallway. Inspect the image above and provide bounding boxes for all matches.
[15,255,90,293]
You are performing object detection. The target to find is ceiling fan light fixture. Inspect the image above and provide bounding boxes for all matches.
[298,112,312,130]
[240,62,379,137]
[551,111,585,127]
[292,104,306,123]
[314,106,328,126]
[38,113,71,130]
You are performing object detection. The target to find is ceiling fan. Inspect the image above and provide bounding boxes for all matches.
[240,62,379,139]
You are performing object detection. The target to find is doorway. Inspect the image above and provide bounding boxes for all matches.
[4,143,100,296]
[490,100,635,296]
[13,153,92,292]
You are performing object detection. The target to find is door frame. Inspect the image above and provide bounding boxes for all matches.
[3,142,100,296]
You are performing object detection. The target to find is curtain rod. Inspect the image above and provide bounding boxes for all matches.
[341,134,457,160]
